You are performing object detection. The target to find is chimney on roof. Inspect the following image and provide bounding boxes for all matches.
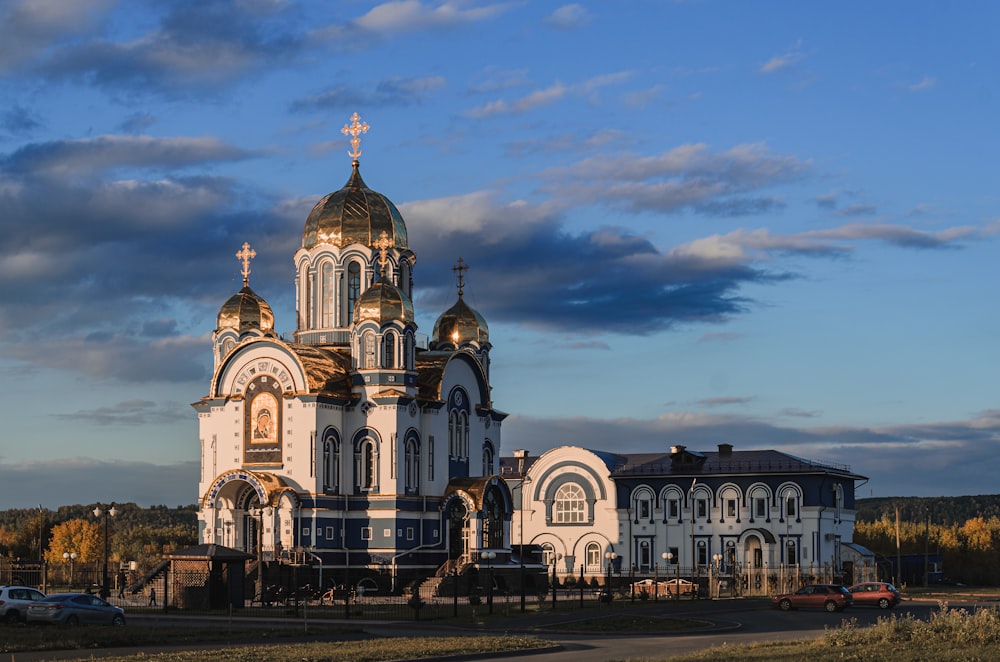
[670,445,686,456]
[718,443,733,456]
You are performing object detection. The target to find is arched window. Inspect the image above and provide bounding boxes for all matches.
[404,333,414,370]
[320,262,334,327]
[786,539,797,566]
[355,438,377,492]
[697,540,707,566]
[481,486,504,549]
[586,542,601,572]
[323,433,340,493]
[638,540,651,569]
[482,441,494,476]
[382,332,395,368]
[461,412,469,458]
[347,261,361,325]
[363,332,376,369]
[554,483,586,523]
[404,438,419,494]
[448,411,458,457]
[541,542,555,567]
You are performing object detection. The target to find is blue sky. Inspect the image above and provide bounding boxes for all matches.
[1,1,998,509]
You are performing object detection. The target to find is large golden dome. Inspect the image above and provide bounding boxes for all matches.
[217,285,275,334]
[432,296,489,346]
[354,278,414,326]
[301,163,408,251]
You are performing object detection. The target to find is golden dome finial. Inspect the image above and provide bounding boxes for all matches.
[374,230,393,278]
[236,242,256,286]
[341,112,370,164]
[451,257,468,297]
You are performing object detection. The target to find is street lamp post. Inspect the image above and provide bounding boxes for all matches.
[482,551,496,614]
[250,507,265,603]
[551,553,562,610]
[63,552,77,589]
[92,504,117,599]
[514,449,530,612]
[604,552,617,605]
[664,552,677,601]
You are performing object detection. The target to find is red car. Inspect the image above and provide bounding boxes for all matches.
[848,582,901,609]
[772,584,853,612]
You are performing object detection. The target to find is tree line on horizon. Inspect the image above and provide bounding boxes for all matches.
[2,495,999,585]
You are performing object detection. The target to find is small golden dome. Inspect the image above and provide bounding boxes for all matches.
[217,285,275,334]
[302,163,408,251]
[432,296,489,346]
[354,279,414,326]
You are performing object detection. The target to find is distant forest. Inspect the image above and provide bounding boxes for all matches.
[855,495,1000,525]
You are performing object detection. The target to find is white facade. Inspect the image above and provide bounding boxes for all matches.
[504,443,867,593]
[193,115,510,593]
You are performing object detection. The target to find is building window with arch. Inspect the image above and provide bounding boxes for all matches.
[541,542,555,567]
[382,332,395,368]
[404,438,419,494]
[586,542,601,572]
[323,433,340,493]
[697,540,707,567]
[785,492,798,519]
[668,497,680,519]
[347,261,361,325]
[404,333,414,370]
[482,441,494,476]
[482,486,504,549]
[554,483,586,524]
[638,540,651,569]
[355,438,378,492]
[320,262,334,327]
[786,539,797,565]
[363,332,376,369]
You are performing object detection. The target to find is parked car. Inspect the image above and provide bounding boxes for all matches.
[26,593,125,626]
[0,585,46,623]
[772,584,853,612]
[848,581,901,609]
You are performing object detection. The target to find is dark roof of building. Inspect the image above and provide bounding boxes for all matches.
[500,447,866,481]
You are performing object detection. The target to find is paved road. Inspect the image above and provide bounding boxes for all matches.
[9,596,993,661]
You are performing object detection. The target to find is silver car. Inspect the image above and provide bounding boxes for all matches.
[26,593,125,626]
[0,585,46,623]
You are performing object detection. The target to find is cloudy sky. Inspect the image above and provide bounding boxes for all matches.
[1,0,998,509]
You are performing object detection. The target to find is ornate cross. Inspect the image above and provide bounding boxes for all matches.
[341,112,370,161]
[236,242,256,286]
[452,258,468,297]
[374,231,393,277]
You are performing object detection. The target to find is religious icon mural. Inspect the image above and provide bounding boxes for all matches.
[244,374,282,465]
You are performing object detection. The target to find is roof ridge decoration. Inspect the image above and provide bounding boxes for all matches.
[341,111,370,165]
[236,242,256,287]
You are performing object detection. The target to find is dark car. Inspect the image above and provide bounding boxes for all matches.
[848,581,901,609]
[772,583,853,612]
[26,593,125,626]
[0,585,46,623]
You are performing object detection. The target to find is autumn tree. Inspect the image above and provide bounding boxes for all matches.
[44,519,102,565]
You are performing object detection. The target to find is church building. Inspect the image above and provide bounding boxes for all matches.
[193,113,511,594]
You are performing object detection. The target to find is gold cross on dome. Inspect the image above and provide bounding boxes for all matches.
[374,231,393,277]
[236,242,256,286]
[341,112,370,162]
[452,257,468,297]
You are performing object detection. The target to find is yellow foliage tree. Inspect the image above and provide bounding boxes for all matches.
[45,519,102,564]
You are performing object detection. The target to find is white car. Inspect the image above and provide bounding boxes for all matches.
[0,585,46,623]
